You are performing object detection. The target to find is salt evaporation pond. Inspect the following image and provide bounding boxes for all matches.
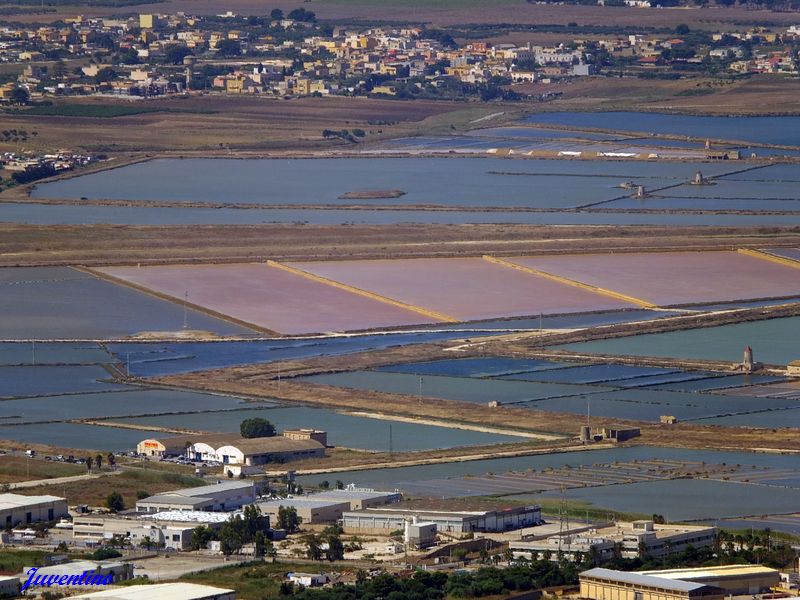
[524,112,800,147]
[0,365,126,398]
[0,388,273,424]
[297,445,800,491]
[115,407,521,452]
[302,371,608,404]
[107,331,505,378]
[527,479,800,521]
[560,316,800,364]
[0,266,252,339]
[0,422,163,451]
[31,157,737,209]
[0,342,110,365]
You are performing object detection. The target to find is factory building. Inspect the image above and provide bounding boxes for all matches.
[70,582,236,600]
[511,520,716,562]
[788,360,800,376]
[0,493,68,528]
[512,534,617,563]
[580,568,724,600]
[640,565,781,595]
[618,520,716,558]
[343,505,541,534]
[136,481,256,513]
[137,431,325,465]
[73,511,231,550]
[256,488,402,524]
[257,498,351,525]
[308,487,402,510]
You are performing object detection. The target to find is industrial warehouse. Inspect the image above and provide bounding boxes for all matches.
[342,505,542,534]
[0,493,68,528]
[136,429,327,467]
[135,481,257,513]
[257,487,402,524]
[579,565,782,600]
[511,520,718,562]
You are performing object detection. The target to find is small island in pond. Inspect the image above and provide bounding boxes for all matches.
[338,189,406,200]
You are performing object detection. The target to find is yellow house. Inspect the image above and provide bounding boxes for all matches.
[371,85,397,95]
[139,14,154,29]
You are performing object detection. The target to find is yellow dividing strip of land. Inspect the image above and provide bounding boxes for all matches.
[265,260,459,323]
[482,255,658,309]
[738,248,800,270]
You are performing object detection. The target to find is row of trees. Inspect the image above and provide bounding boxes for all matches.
[190,505,275,557]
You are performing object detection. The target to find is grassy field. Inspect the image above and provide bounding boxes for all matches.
[0,549,50,575]
[0,455,84,484]
[181,561,352,600]
[20,467,204,509]
[20,105,169,118]
[0,95,455,154]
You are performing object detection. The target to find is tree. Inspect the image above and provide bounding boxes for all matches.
[94,67,117,84]
[288,7,316,21]
[270,8,284,20]
[215,39,242,58]
[240,418,276,439]
[277,506,301,532]
[95,454,103,470]
[326,534,345,561]
[335,480,344,490]
[305,534,322,560]
[218,521,243,556]
[106,491,125,512]
[86,456,93,472]
[10,87,29,106]
[107,453,116,469]
[675,24,690,35]
[165,44,192,65]
[53,61,68,79]
[190,525,216,550]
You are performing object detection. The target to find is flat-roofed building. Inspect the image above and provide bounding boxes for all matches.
[343,505,541,534]
[580,568,724,600]
[283,429,328,447]
[74,511,232,550]
[512,534,617,563]
[641,565,781,595]
[310,487,402,510]
[257,498,350,524]
[136,481,255,513]
[617,520,716,559]
[70,582,236,599]
[0,493,67,528]
[514,520,716,562]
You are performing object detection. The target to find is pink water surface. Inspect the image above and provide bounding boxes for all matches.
[510,251,800,306]
[98,263,439,334]
[289,258,633,321]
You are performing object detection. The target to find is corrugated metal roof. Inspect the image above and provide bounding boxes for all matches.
[642,565,779,580]
[580,568,708,592]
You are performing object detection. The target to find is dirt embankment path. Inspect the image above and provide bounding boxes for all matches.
[2,224,800,267]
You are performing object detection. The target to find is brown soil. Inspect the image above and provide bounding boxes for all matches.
[2,223,800,267]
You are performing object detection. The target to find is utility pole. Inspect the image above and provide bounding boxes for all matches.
[388,424,393,455]
[418,376,423,403]
[31,340,35,365]
[182,291,189,329]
